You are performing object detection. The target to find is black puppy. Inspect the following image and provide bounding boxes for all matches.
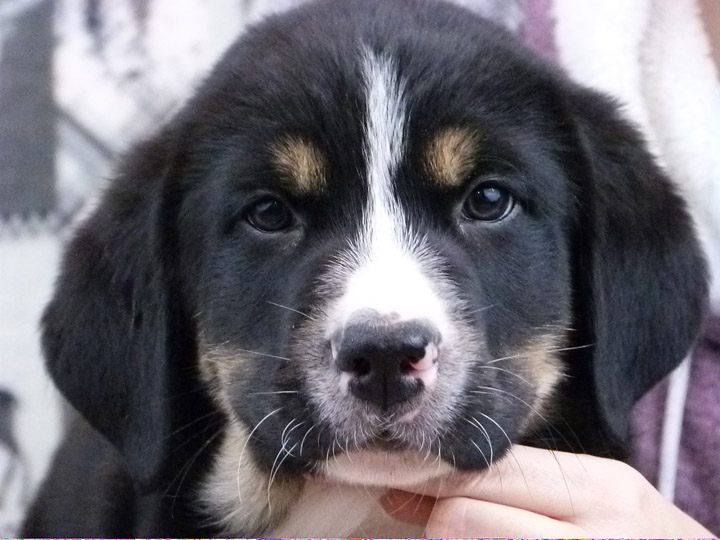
[23,0,707,536]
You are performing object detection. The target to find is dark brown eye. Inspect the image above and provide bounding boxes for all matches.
[245,197,294,232]
[463,184,515,222]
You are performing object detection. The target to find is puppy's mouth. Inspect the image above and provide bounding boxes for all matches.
[374,430,414,446]
[311,443,455,488]
[301,411,458,488]
[322,395,445,450]
[355,431,424,452]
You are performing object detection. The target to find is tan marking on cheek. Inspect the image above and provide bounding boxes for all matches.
[518,335,566,432]
[425,127,480,186]
[197,345,304,534]
[200,420,303,536]
[523,336,565,402]
[272,137,326,192]
[199,341,251,414]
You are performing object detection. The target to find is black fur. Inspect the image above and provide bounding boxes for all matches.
[23,0,707,536]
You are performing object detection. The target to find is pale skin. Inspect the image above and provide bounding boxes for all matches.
[381,445,715,538]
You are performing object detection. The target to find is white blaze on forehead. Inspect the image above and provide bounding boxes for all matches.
[326,51,451,337]
[363,49,406,240]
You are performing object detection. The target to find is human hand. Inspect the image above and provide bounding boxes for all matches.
[381,445,714,538]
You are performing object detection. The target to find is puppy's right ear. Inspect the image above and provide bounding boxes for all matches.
[42,130,207,489]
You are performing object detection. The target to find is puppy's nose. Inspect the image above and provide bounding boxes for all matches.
[332,314,440,410]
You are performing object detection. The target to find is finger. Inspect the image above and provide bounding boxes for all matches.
[403,445,646,520]
[426,495,586,538]
[380,489,434,526]
[381,488,586,537]
[383,472,714,538]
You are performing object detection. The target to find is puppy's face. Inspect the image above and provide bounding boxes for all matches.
[192,15,574,486]
[40,0,707,535]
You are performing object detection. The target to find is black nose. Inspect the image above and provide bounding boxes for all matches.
[332,314,440,410]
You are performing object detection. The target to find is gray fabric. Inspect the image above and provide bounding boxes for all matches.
[0,0,55,220]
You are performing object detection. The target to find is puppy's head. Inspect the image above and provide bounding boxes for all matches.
[41,0,707,532]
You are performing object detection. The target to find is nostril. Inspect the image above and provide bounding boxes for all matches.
[408,342,438,373]
[352,357,372,377]
[400,354,423,374]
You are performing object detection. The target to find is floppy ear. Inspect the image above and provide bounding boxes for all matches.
[41,132,212,489]
[567,89,708,444]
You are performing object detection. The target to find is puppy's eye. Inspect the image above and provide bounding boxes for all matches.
[245,197,294,232]
[463,184,515,222]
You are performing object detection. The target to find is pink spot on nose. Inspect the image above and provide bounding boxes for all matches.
[409,342,438,373]
[405,343,439,394]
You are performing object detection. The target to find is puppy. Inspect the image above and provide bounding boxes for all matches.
[22,0,708,536]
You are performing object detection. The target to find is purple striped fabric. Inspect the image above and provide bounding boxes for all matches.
[631,315,720,535]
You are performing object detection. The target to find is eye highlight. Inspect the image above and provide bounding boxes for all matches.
[245,197,294,232]
[463,183,515,222]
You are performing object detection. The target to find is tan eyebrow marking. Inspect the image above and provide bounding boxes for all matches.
[272,137,326,192]
[425,127,481,186]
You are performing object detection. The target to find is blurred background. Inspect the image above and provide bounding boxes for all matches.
[0,0,718,536]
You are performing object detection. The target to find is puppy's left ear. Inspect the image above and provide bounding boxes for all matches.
[566,88,708,444]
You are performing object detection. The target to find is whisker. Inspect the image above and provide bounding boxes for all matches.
[342,434,353,461]
[166,417,226,454]
[236,408,283,504]
[267,441,299,511]
[547,343,595,353]
[466,416,494,467]
[166,428,223,513]
[325,442,332,468]
[482,343,593,368]
[267,417,300,510]
[472,386,555,428]
[549,448,576,518]
[163,410,223,441]
[466,416,499,488]
[478,365,532,386]
[281,419,304,457]
[299,423,317,456]
[351,426,361,454]
[330,435,340,471]
[469,440,491,469]
[235,348,293,362]
[472,385,581,456]
[417,429,426,455]
[477,412,531,497]
[248,390,300,396]
[465,303,498,315]
[532,324,576,332]
[266,301,317,321]
[484,353,521,365]
[433,440,444,475]
[472,385,533,404]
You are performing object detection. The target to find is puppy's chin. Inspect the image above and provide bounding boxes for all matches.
[317,449,455,488]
